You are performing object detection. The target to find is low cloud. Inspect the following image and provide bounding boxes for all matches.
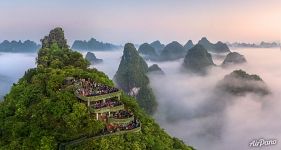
[148,48,281,150]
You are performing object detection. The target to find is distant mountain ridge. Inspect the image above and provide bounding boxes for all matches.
[72,38,121,51]
[198,37,230,53]
[137,38,230,62]
[150,40,165,54]
[0,40,40,53]
[228,41,280,48]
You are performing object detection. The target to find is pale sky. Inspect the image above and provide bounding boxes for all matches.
[0,0,280,45]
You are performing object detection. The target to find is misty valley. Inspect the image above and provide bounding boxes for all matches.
[0,31,280,149]
[0,1,280,149]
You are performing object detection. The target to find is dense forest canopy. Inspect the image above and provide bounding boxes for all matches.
[183,44,215,74]
[0,27,193,150]
[114,43,157,115]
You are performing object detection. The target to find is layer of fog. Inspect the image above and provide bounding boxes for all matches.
[0,49,123,99]
[81,49,123,79]
[0,53,36,99]
[1,48,281,150]
[79,48,281,149]
[148,48,281,150]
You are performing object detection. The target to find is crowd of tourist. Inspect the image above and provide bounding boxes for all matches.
[93,99,123,109]
[75,78,119,97]
[104,119,141,134]
[112,110,133,119]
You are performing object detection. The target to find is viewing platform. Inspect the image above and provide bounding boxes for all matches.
[108,116,135,124]
[90,104,125,114]
[58,123,141,150]
[75,90,121,102]
[66,77,141,148]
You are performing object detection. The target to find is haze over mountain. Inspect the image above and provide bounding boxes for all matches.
[198,37,230,53]
[0,0,280,149]
[159,41,186,61]
[183,40,194,51]
[0,40,40,53]
[72,38,121,51]
[222,52,246,67]
[114,43,157,114]
[228,41,280,48]
[1,0,279,44]
[148,64,165,75]
[150,40,165,54]
[0,27,192,150]
[216,69,270,96]
[183,44,215,74]
[85,52,103,64]
[138,43,158,60]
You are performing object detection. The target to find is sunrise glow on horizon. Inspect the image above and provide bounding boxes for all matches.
[0,0,280,44]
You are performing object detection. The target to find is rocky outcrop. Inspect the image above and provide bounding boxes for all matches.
[85,52,103,64]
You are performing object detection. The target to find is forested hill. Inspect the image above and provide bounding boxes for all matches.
[0,27,193,150]
[71,38,121,51]
[0,40,40,53]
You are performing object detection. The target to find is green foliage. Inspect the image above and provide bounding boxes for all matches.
[198,37,230,53]
[160,41,186,61]
[218,69,270,96]
[138,43,158,59]
[183,44,214,74]
[148,64,164,75]
[228,69,262,81]
[37,28,89,69]
[150,40,165,52]
[0,28,193,150]
[71,38,120,51]
[0,66,192,150]
[41,27,68,49]
[114,43,157,114]
[222,52,247,66]
[0,67,111,149]
[0,40,40,53]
